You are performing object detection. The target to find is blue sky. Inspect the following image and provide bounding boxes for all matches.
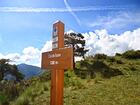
[0,0,140,66]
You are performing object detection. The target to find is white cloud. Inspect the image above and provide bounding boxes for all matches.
[0,53,4,58]
[0,53,20,61]
[84,28,140,56]
[0,40,52,67]
[41,40,52,52]
[87,12,140,30]
[23,46,40,56]
[0,47,41,67]
[21,47,40,65]
[75,57,83,62]
[6,53,20,61]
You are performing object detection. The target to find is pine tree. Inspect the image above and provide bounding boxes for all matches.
[65,32,88,68]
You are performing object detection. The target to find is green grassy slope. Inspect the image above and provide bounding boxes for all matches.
[11,71,140,105]
[11,62,140,105]
[64,75,140,105]
[5,50,140,105]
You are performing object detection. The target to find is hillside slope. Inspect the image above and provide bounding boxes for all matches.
[11,59,140,105]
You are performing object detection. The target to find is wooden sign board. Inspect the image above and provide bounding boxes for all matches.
[42,47,73,70]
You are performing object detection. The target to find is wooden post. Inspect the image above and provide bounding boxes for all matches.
[41,21,73,105]
[51,69,64,105]
[51,21,64,105]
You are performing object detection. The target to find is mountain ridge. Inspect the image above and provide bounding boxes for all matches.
[17,63,43,79]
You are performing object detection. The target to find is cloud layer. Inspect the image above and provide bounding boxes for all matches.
[0,6,128,13]
[84,28,140,56]
[0,40,52,67]
[87,12,140,30]
[0,28,140,66]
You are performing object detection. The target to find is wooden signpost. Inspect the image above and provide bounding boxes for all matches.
[41,21,73,105]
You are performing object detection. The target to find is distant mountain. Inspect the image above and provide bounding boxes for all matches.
[17,63,43,79]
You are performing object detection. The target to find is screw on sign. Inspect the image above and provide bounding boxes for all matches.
[41,21,73,105]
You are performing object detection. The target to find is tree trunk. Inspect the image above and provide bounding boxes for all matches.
[0,72,4,81]
[72,44,75,69]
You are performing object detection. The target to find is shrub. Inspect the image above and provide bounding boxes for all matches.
[107,57,116,62]
[15,95,29,105]
[38,71,51,82]
[0,80,24,103]
[129,66,137,71]
[122,50,140,59]
[0,93,8,105]
[64,71,84,89]
[127,63,137,71]
[75,59,123,79]
[91,60,123,78]
[102,68,123,78]
[115,53,122,56]
[94,54,107,59]
[91,60,109,70]
[116,59,123,64]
